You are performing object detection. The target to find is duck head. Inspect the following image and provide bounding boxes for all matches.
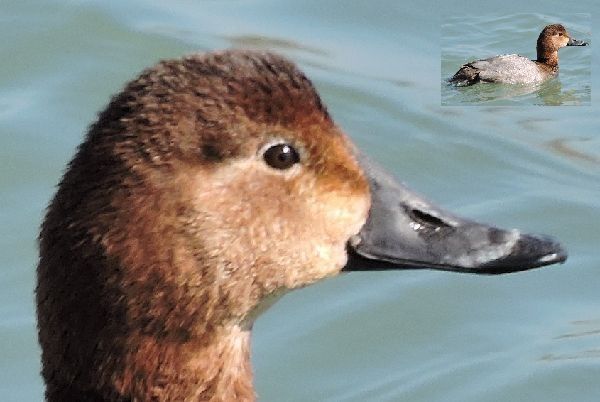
[37,50,566,401]
[536,24,588,66]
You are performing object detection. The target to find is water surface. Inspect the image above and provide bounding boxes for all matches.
[1,1,599,401]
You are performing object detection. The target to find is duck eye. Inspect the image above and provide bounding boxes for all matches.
[263,143,300,170]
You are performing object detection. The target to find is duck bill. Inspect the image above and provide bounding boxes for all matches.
[567,37,587,46]
[344,154,567,274]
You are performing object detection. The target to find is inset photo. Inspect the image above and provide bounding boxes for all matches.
[441,14,591,106]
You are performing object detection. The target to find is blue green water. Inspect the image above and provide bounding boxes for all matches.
[1,1,599,401]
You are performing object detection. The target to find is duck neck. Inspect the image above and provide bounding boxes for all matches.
[45,325,256,401]
[122,324,255,401]
[536,48,559,69]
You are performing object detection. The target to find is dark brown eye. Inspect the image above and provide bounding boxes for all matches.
[263,143,300,170]
[558,32,563,36]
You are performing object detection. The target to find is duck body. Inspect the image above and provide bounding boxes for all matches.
[38,49,567,401]
[450,23,587,86]
[451,54,550,85]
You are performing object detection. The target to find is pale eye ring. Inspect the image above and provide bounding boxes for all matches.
[263,143,300,170]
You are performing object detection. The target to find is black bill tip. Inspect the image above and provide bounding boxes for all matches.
[567,37,588,46]
[475,233,568,274]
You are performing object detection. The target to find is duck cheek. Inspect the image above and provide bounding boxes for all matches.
[300,193,371,280]
[311,242,349,276]
[321,243,350,270]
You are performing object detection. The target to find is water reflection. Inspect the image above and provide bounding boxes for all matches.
[540,349,600,362]
[539,319,600,362]
[443,76,591,105]
[546,137,599,164]
[535,79,581,105]
[444,80,544,104]
[225,34,328,56]
[557,319,600,339]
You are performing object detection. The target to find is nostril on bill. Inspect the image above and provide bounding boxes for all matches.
[406,207,452,230]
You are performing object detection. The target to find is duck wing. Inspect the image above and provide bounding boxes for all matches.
[469,54,544,84]
[451,54,544,86]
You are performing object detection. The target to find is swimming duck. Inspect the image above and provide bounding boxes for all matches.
[37,49,567,401]
[450,24,588,86]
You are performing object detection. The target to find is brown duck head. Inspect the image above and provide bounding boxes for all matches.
[37,49,566,401]
[536,23,587,68]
